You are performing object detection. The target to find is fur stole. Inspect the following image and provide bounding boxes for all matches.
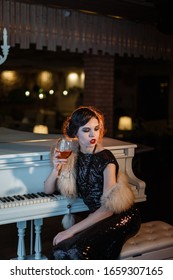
[56,152,77,199]
[101,172,135,213]
[56,151,77,229]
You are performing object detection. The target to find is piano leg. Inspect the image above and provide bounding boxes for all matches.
[34,218,47,260]
[16,221,26,260]
[11,219,47,260]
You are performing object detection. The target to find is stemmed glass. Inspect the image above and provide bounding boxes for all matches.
[55,138,72,158]
[55,138,72,176]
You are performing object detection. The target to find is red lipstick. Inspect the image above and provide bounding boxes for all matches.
[90,139,96,144]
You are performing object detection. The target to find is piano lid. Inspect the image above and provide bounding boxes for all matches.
[0,127,61,164]
[0,127,136,164]
[0,127,59,143]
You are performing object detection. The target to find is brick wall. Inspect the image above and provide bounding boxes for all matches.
[83,54,115,137]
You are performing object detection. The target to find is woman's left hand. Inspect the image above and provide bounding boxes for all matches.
[53,230,73,246]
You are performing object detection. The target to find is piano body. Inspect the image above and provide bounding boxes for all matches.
[0,127,146,260]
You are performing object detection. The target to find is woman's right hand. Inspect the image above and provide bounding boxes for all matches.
[53,149,67,177]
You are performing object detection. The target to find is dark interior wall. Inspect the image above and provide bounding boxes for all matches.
[114,57,172,123]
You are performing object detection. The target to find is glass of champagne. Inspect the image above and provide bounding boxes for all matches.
[55,138,72,177]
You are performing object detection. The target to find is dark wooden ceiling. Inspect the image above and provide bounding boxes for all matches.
[16,0,173,34]
[15,0,159,25]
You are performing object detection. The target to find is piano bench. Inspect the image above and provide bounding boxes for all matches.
[120,220,173,260]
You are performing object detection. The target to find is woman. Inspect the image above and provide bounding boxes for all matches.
[44,106,141,260]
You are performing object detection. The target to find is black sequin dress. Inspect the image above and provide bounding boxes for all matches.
[52,149,141,260]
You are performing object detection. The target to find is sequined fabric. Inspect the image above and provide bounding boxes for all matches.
[76,150,119,212]
[52,149,141,260]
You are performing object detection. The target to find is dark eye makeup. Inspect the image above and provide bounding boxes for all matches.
[82,125,99,133]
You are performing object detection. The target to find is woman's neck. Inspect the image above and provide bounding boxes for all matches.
[79,142,104,154]
[80,144,97,154]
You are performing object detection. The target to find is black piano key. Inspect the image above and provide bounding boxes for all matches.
[3,197,12,202]
[36,192,56,200]
[48,194,56,198]
[31,193,39,198]
[43,193,56,199]
[13,195,21,201]
[7,196,15,202]
[23,194,32,199]
[17,195,25,200]
[37,192,46,197]
[28,194,36,199]
[0,197,7,203]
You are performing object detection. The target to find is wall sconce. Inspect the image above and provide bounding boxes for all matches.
[37,71,53,91]
[1,70,18,85]
[66,71,85,89]
[66,72,79,88]
[118,116,132,131]
[33,125,48,134]
[0,28,10,65]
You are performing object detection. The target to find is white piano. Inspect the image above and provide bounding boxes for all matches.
[0,127,146,260]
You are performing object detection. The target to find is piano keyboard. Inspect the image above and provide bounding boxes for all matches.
[0,192,64,209]
[0,193,88,225]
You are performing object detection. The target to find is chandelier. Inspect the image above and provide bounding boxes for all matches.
[0,28,10,65]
